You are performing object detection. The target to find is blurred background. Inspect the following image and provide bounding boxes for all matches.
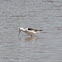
[0,0,62,62]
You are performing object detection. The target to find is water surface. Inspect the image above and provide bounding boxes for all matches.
[0,0,62,62]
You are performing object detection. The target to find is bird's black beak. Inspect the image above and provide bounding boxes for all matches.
[18,29,21,36]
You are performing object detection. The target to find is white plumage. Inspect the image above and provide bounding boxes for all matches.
[19,27,42,37]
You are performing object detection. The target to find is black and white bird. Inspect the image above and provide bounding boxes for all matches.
[19,27,42,37]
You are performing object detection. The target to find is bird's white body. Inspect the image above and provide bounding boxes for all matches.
[24,30,37,35]
[19,27,42,36]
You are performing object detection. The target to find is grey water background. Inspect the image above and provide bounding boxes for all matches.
[0,0,62,62]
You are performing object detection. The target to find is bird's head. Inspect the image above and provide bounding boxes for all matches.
[18,27,24,35]
[19,27,24,31]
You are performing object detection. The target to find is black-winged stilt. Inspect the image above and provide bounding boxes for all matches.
[19,27,42,37]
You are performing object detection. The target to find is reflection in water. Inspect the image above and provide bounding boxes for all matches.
[19,36,39,42]
[56,27,62,30]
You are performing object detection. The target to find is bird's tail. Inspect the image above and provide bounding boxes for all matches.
[37,30,43,33]
[40,30,43,31]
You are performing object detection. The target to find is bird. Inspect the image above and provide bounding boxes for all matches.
[18,27,42,37]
